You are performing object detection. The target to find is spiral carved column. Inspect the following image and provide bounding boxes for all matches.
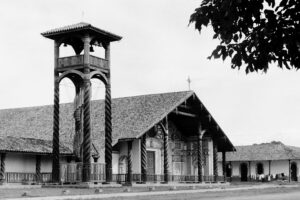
[73,86,84,162]
[141,134,147,183]
[222,151,226,182]
[82,78,91,182]
[213,141,218,182]
[197,125,203,183]
[36,155,41,183]
[161,120,169,183]
[126,141,133,185]
[52,79,60,183]
[105,82,113,182]
[0,153,6,183]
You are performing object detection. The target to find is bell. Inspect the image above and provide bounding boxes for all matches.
[90,45,94,52]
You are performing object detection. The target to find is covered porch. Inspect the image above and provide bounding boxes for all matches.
[57,92,235,185]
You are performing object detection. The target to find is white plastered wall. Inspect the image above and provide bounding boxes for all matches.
[6,153,36,173]
[208,139,214,176]
[112,152,119,174]
[132,139,141,174]
[227,159,300,179]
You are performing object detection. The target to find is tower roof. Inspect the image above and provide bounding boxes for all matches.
[41,22,122,42]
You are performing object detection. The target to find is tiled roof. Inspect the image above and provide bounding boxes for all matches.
[219,141,300,161]
[41,22,122,41]
[0,91,234,155]
[0,136,72,155]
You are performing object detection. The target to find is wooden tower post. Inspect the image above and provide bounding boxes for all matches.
[42,23,122,183]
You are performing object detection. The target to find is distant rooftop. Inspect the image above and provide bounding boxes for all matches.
[220,141,300,161]
[41,22,122,42]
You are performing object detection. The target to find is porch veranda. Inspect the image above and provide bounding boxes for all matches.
[58,163,226,184]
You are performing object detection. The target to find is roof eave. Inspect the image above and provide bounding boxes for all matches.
[41,26,122,42]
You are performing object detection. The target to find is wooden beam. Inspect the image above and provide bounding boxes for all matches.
[178,104,192,110]
[172,110,197,118]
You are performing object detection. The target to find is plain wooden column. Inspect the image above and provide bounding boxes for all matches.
[248,161,251,181]
[289,159,291,182]
[0,153,6,183]
[213,141,218,182]
[222,151,226,182]
[36,155,41,183]
[141,134,147,183]
[104,42,113,183]
[52,40,60,183]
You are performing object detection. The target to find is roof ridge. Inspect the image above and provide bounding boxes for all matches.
[0,91,193,111]
[112,90,193,101]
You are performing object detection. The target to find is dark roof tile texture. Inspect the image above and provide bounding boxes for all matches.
[0,91,194,154]
[0,136,72,154]
[220,142,300,161]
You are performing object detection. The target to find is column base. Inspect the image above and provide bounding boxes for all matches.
[136,181,146,184]
[0,180,6,185]
[123,182,132,186]
[160,181,169,184]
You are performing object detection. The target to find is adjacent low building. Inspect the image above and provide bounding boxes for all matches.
[0,91,235,184]
[218,141,300,182]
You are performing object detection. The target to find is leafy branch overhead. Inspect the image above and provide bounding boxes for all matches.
[190,0,300,73]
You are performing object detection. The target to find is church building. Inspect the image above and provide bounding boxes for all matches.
[0,23,235,185]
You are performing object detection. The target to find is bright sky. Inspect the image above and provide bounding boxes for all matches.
[1,0,300,147]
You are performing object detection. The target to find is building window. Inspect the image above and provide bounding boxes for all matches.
[256,163,264,175]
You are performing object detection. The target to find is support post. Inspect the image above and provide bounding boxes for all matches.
[36,155,41,183]
[159,118,170,183]
[126,141,133,185]
[229,161,232,182]
[141,134,147,183]
[248,161,251,181]
[222,151,226,182]
[73,85,84,162]
[0,153,6,184]
[82,35,92,182]
[104,42,113,183]
[52,40,60,183]
[82,78,91,182]
[213,141,218,182]
[289,159,291,182]
[269,160,271,176]
[197,123,203,183]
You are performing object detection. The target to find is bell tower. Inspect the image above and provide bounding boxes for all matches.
[42,22,122,183]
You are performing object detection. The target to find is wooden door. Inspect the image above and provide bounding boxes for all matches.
[291,162,297,181]
[147,151,155,175]
[240,163,248,181]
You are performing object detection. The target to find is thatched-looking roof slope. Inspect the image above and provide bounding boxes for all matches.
[0,91,234,154]
[0,136,72,155]
[220,141,300,161]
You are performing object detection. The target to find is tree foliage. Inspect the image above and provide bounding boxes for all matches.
[190,0,300,73]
